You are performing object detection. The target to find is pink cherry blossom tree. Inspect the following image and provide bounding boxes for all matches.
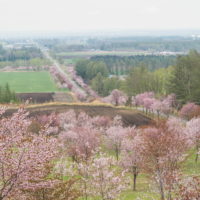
[90,115,112,132]
[59,126,100,163]
[121,129,144,191]
[151,95,175,118]
[160,99,172,117]
[67,66,98,98]
[58,110,112,134]
[134,92,155,107]
[131,96,137,107]
[179,102,200,120]
[78,155,127,200]
[105,125,129,160]
[151,99,163,118]
[164,94,177,109]
[141,119,188,200]
[0,108,59,200]
[174,176,200,200]
[103,89,128,106]
[186,117,200,162]
[143,97,155,114]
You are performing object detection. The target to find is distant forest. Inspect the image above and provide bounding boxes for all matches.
[87,37,200,52]
[0,45,51,68]
[38,36,200,52]
[91,55,176,73]
[0,46,43,61]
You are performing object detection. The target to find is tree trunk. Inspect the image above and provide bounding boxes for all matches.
[115,100,118,107]
[42,189,45,200]
[195,152,198,163]
[156,168,165,200]
[132,166,138,191]
[84,181,88,200]
[167,191,172,200]
[157,111,160,119]
[133,173,137,191]
[195,145,199,163]
[159,179,165,200]
[115,147,119,161]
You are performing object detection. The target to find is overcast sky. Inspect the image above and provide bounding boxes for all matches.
[0,0,200,32]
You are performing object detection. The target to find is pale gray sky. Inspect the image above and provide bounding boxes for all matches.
[0,0,200,31]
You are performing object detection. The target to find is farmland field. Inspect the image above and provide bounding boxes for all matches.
[63,58,80,65]
[0,71,61,93]
[56,50,150,58]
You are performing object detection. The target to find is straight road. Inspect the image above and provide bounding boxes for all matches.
[34,41,87,96]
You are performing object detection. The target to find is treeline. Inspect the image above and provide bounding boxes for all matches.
[0,84,18,103]
[0,45,51,68]
[76,60,109,82]
[169,50,200,104]
[75,56,174,96]
[37,38,86,52]
[75,57,172,97]
[0,58,52,68]
[124,65,172,96]
[51,44,85,52]
[76,50,200,105]
[87,37,200,52]
[123,50,200,105]
[75,60,124,96]
[76,55,175,78]
[91,74,123,96]
[0,46,43,61]
[90,66,172,97]
[124,50,200,105]
[37,36,200,53]
[91,55,176,73]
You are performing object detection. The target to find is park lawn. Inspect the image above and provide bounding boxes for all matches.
[182,148,200,175]
[122,149,200,200]
[0,71,61,93]
[122,174,159,200]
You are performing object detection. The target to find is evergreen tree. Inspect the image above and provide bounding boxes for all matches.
[0,83,17,103]
[168,50,200,104]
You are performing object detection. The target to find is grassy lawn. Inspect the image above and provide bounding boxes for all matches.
[122,174,159,200]
[182,148,200,175]
[0,71,61,93]
[121,149,200,200]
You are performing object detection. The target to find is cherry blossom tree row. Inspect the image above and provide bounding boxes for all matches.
[102,89,128,106]
[102,89,200,122]
[131,92,177,117]
[131,91,200,120]
[49,66,87,101]
[66,66,98,99]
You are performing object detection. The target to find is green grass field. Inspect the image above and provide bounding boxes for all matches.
[78,150,199,200]
[0,71,61,93]
[122,148,200,200]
